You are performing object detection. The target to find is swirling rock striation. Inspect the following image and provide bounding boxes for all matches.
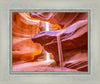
[32,20,88,71]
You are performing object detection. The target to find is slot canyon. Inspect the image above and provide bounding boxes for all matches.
[12,12,88,72]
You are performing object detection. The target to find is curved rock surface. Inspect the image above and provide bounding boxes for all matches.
[12,13,61,62]
[13,12,88,72]
[32,20,88,71]
[30,12,88,28]
[12,13,42,62]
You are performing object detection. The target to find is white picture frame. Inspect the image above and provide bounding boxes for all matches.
[0,0,100,84]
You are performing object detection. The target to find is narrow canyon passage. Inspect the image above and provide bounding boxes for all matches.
[12,12,88,72]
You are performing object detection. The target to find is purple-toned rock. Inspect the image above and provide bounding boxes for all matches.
[32,20,88,71]
[30,12,88,28]
[32,20,88,51]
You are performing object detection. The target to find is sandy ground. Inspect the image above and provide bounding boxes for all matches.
[13,60,77,72]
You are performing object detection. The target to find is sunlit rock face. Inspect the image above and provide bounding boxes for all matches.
[12,13,42,62]
[13,13,41,38]
[13,12,88,72]
[39,21,61,31]
[32,13,88,71]
[12,13,61,62]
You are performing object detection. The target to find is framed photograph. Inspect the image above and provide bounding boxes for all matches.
[11,10,89,73]
[0,0,100,84]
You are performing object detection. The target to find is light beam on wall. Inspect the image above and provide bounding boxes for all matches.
[45,22,51,61]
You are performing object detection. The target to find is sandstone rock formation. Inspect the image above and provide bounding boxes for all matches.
[12,13,42,62]
[12,13,61,62]
[32,12,88,71]
[30,12,88,28]
[13,12,88,72]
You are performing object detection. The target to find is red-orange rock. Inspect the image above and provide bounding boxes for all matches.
[12,12,88,72]
[13,39,42,62]
[12,13,61,62]
[12,13,42,62]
